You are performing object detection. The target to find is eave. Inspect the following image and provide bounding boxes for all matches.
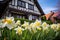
[34,0,45,16]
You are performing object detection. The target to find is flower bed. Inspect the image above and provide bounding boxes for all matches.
[0,17,60,40]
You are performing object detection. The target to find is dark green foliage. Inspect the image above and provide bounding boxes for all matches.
[41,16,46,21]
[41,16,53,24]
[15,18,35,24]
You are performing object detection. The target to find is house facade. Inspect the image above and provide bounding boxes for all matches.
[2,0,44,20]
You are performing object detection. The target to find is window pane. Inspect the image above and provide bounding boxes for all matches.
[18,0,26,8]
[21,1,26,8]
[17,1,21,6]
[28,4,34,10]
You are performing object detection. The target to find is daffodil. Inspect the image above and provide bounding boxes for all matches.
[41,22,49,32]
[16,20,21,26]
[29,20,41,33]
[14,26,24,35]
[34,19,41,27]
[56,24,60,31]
[31,28,37,33]
[30,23,34,27]
[43,27,49,31]
[30,23,38,33]
[22,21,29,29]
[0,23,3,28]
[2,17,14,24]
[42,22,49,27]
[29,23,34,29]
[51,24,57,30]
[1,17,16,29]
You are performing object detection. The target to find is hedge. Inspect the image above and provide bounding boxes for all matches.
[14,18,35,24]
[15,18,53,25]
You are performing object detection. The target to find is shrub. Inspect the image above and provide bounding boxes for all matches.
[41,16,53,24]
[14,18,35,24]
[42,20,53,25]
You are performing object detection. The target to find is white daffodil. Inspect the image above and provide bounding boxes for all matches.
[30,23,38,33]
[0,20,6,28]
[0,23,3,28]
[1,17,16,29]
[30,23,34,27]
[22,21,29,29]
[42,22,49,27]
[51,24,57,30]
[14,26,24,35]
[31,27,37,33]
[6,17,14,21]
[41,22,49,31]
[28,23,34,32]
[16,20,21,26]
[29,20,41,33]
[43,27,49,31]
[56,24,60,31]
[34,19,41,27]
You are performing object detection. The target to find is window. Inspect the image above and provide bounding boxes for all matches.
[28,4,34,10]
[32,16,37,20]
[18,0,26,8]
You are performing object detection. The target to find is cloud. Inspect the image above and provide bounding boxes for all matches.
[43,7,57,14]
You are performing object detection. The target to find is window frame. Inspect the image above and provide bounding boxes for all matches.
[28,3,34,10]
[17,0,26,8]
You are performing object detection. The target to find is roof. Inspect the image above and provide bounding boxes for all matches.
[44,11,54,20]
[44,11,60,21]
[52,13,58,17]
[34,0,45,16]
[53,11,60,19]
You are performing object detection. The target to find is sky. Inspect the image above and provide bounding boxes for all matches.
[38,0,58,14]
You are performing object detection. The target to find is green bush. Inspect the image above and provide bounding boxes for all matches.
[41,16,46,21]
[14,18,35,24]
[42,20,53,25]
[41,16,53,24]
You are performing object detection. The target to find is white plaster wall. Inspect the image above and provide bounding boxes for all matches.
[15,0,17,6]
[26,3,28,8]
[12,0,15,5]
